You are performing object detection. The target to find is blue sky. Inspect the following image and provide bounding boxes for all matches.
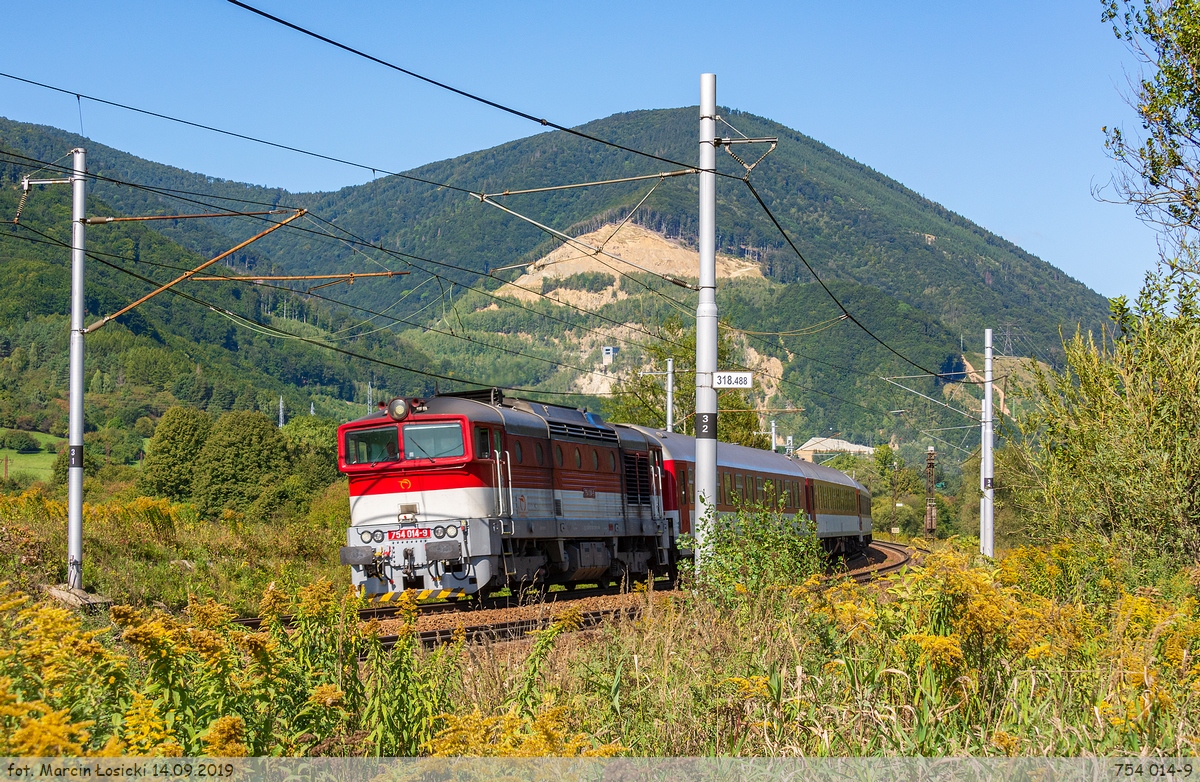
[0,1,1160,298]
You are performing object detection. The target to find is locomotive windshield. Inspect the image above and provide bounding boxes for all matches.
[345,426,400,465]
[403,422,465,460]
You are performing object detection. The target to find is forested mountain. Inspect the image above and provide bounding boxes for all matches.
[0,111,1109,348]
[0,110,1112,449]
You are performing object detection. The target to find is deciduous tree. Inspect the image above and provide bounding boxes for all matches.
[137,407,211,501]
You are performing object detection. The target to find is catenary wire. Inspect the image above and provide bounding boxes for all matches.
[8,223,614,398]
[3,150,950,425]
[1,148,686,364]
[3,222,621,386]
[0,227,942,427]
[0,91,994,400]
[224,1,743,181]
[0,149,689,354]
[741,177,987,384]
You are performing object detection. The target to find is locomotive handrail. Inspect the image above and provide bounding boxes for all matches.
[493,451,506,516]
[504,451,515,519]
[650,463,664,520]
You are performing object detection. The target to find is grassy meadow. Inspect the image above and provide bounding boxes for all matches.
[2,524,1198,757]
[0,430,64,482]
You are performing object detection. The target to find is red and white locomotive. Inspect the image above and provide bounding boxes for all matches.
[337,389,872,601]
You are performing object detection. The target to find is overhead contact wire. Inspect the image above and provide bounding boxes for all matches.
[10,224,611,398]
[224,1,740,180]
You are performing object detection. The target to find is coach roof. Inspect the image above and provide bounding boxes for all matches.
[628,426,865,492]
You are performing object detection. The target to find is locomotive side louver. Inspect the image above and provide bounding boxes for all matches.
[546,421,620,443]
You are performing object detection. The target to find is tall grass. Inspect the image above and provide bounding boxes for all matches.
[536,542,1200,756]
[2,499,1197,756]
[0,484,348,614]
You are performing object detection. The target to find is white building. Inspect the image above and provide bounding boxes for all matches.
[794,436,874,463]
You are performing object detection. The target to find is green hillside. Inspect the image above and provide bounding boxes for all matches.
[0,151,440,466]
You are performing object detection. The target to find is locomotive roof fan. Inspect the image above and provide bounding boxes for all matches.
[386,397,411,421]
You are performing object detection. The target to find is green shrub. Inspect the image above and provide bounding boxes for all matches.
[1012,268,1200,564]
[191,411,287,517]
[138,407,212,501]
[2,429,40,453]
[282,416,339,490]
[693,500,824,603]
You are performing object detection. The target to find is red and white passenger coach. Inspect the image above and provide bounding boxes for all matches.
[337,389,872,601]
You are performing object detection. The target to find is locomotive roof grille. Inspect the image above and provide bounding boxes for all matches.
[547,421,620,444]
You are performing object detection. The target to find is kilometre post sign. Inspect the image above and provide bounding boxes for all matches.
[713,371,753,389]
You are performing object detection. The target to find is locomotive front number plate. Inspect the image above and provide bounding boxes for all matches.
[388,528,431,540]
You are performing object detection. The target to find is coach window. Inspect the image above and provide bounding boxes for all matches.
[734,474,744,503]
[755,476,764,504]
[514,440,524,464]
[555,444,563,467]
[679,468,688,507]
[535,442,545,466]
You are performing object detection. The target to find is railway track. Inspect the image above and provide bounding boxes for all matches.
[394,606,639,651]
[230,546,910,646]
[846,540,915,583]
[231,581,669,630]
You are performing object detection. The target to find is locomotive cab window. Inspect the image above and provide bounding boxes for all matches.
[474,427,490,459]
[403,422,464,461]
[345,426,399,465]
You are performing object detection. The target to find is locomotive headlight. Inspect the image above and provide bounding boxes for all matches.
[372,530,385,543]
[433,525,446,539]
[386,397,411,421]
[446,525,459,538]
[359,530,373,544]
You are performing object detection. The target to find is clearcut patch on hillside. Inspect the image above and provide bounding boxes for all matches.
[499,223,763,307]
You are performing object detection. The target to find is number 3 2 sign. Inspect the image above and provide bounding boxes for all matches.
[713,371,753,389]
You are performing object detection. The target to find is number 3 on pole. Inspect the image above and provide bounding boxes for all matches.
[713,371,753,389]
